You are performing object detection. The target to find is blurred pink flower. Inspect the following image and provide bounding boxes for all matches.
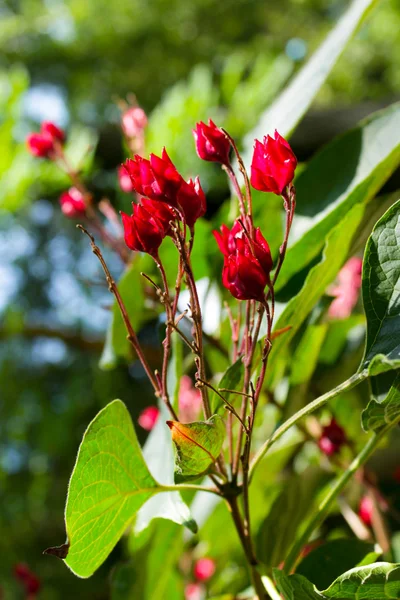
[185,583,203,600]
[358,495,373,526]
[194,557,216,582]
[121,106,148,138]
[179,375,202,422]
[328,257,362,319]
[138,406,159,431]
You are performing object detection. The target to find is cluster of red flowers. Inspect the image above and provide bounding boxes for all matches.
[318,418,347,456]
[14,563,41,597]
[26,115,297,301]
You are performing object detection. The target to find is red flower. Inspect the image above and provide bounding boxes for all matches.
[123,149,183,207]
[123,150,206,227]
[318,418,347,456]
[121,107,148,138]
[14,563,41,595]
[40,121,65,143]
[121,200,174,256]
[59,187,86,219]
[358,495,373,526]
[138,406,160,431]
[177,176,207,228]
[250,130,297,195]
[213,221,273,301]
[193,557,216,582]
[193,119,231,166]
[26,121,65,158]
[118,165,134,193]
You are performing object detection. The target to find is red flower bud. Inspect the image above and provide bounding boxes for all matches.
[121,107,148,138]
[118,165,134,193]
[40,121,65,143]
[213,221,272,301]
[358,495,373,526]
[193,558,216,582]
[14,563,41,595]
[193,119,231,166]
[177,176,207,228]
[318,418,347,456]
[138,406,160,431]
[121,199,173,256]
[59,187,86,219]
[185,583,203,600]
[123,149,183,207]
[250,130,297,195]
[26,133,55,158]
[26,121,65,158]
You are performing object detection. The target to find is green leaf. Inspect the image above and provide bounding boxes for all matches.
[275,102,400,293]
[243,0,378,151]
[361,199,400,374]
[168,415,225,482]
[135,403,197,533]
[111,520,185,600]
[362,372,400,431]
[256,468,330,569]
[48,400,164,578]
[100,260,146,370]
[296,539,378,591]
[323,562,400,598]
[274,563,400,600]
[267,203,364,388]
[290,325,328,386]
[211,358,244,414]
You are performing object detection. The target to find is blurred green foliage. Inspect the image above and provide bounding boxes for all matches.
[1,0,400,598]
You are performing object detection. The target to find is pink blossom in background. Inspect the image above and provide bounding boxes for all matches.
[118,165,134,193]
[194,557,216,581]
[138,406,159,431]
[179,375,203,422]
[358,495,373,526]
[328,257,362,319]
[185,583,203,600]
[121,106,148,138]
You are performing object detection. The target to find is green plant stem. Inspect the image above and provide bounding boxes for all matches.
[249,370,368,482]
[164,483,221,496]
[284,417,400,573]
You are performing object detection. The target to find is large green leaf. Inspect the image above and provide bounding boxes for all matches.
[362,372,400,431]
[135,403,197,533]
[274,562,400,600]
[243,0,378,152]
[47,400,165,578]
[256,468,330,569]
[360,200,400,374]
[275,103,400,292]
[267,203,364,387]
[169,415,225,482]
[296,539,378,591]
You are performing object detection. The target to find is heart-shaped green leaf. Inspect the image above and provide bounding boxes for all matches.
[362,371,400,431]
[168,415,225,482]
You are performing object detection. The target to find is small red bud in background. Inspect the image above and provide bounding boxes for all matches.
[179,375,202,423]
[118,165,134,193]
[193,557,216,582]
[358,495,373,526]
[250,130,297,195]
[318,418,347,456]
[59,187,86,219]
[121,106,148,138]
[26,121,65,159]
[138,406,159,431]
[14,563,41,596]
[193,119,231,166]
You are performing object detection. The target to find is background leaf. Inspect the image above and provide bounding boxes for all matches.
[211,359,244,414]
[243,0,378,153]
[361,199,400,374]
[362,372,400,431]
